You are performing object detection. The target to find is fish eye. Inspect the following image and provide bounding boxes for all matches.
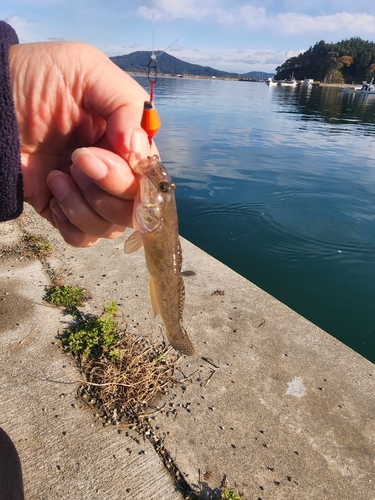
[159,181,170,193]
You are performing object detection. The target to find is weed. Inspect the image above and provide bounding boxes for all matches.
[77,323,179,423]
[219,475,242,500]
[221,487,242,500]
[62,301,120,360]
[50,296,179,424]
[23,234,53,255]
[0,232,53,259]
[48,290,207,497]
[44,285,86,309]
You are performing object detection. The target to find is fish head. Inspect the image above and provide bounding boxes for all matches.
[133,155,176,233]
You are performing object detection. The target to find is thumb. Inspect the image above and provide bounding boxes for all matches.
[80,46,158,159]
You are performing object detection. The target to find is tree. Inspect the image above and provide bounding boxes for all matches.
[275,38,375,83]
[330,70,344,84]
[341,56,353,67]
[325,51,342,82]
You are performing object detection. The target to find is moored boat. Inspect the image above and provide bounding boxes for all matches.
[278,74,298,87]
[266,78,278,86]
[278,79,297,87]
[302,79,314,86]
[341,83,375,94]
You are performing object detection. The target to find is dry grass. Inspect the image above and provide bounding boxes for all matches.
[77,330,179,425]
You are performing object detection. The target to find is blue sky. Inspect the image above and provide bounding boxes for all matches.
[2,0,375,74]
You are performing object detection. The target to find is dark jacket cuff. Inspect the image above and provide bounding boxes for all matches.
[0,22,23,222]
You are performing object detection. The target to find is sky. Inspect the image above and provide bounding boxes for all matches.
[2,0,375,75]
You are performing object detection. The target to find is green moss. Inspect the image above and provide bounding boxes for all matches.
[45,285,86,309]
[62,301,120,360]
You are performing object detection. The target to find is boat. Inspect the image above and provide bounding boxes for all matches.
[356,83,375,94]
[341,83,375,94]
[302,79,314,86]
[278,79,298,87]
[278,74,298,87]
[266,78,278,86]
[341,84,364,92]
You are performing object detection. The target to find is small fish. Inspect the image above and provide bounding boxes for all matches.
[124,155,195,356]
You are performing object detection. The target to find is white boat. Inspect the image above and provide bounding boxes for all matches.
[341,83,375,94]
[278,75,298,87]
[357,83,375,94]
[266,78,278,86]
[278,79,297,87]
[341,84,363,92]
[302,79,314,86]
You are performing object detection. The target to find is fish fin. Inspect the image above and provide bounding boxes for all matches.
[178,276,185,319]
[124,231,143,254]
[149,279,159,317]
[165,322,195,356]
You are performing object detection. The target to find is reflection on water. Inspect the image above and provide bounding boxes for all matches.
[134,76,375,363]
[272,84,375,129]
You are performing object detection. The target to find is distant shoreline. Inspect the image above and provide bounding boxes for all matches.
[126,71,238,81]
[126,72,361,87]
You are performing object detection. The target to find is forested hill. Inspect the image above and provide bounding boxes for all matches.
[110,51,274,79]
[275,37,375,84]
[110,51,237,77]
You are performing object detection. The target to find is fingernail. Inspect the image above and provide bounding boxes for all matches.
[47,171,71,200]
[50,198,68,223]
[130,129,144,152]
[128,130,151,169]
[71,148,108,181]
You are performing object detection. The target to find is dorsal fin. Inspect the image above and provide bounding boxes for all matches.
[178,276,185,319]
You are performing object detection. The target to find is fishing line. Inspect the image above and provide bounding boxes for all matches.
[141,0,161,147]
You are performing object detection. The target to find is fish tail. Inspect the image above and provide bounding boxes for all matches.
[165,326,195,356]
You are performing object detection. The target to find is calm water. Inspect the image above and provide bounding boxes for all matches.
[135,76,375,364]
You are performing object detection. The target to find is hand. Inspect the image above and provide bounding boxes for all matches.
[9,41,158,247]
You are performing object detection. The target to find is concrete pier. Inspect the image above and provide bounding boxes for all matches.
[0,205,374,499]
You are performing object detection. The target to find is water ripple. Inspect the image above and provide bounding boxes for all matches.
[183,195,375,266]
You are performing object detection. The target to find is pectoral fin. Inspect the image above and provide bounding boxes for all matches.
[149,278,159,317]
[124,231,143,254]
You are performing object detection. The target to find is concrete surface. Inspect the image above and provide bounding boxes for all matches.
[1,205,375,499]
[0,212,182,500]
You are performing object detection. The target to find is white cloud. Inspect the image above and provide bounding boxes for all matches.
[137,3,375,37]
[215,8,237,25]
[239,5,267,28]
[136,6,156,21]
[137,0,213,21]
[278,11,375,34]
[163,47,285,74]
[286,49,305,60]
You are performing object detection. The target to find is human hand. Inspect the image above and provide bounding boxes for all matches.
[9,41,158,246]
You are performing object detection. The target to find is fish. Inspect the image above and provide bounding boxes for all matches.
[124,155,195,356]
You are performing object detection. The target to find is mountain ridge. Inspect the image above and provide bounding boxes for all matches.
[110,51,274,80]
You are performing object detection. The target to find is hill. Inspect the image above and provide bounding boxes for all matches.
[241,71,273,79]
[110,51,274,79]
[275,37,375,83]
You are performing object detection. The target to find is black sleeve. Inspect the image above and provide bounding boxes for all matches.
[0,21,23,222]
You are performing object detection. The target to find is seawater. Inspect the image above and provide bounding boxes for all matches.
[135,76,375,364]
